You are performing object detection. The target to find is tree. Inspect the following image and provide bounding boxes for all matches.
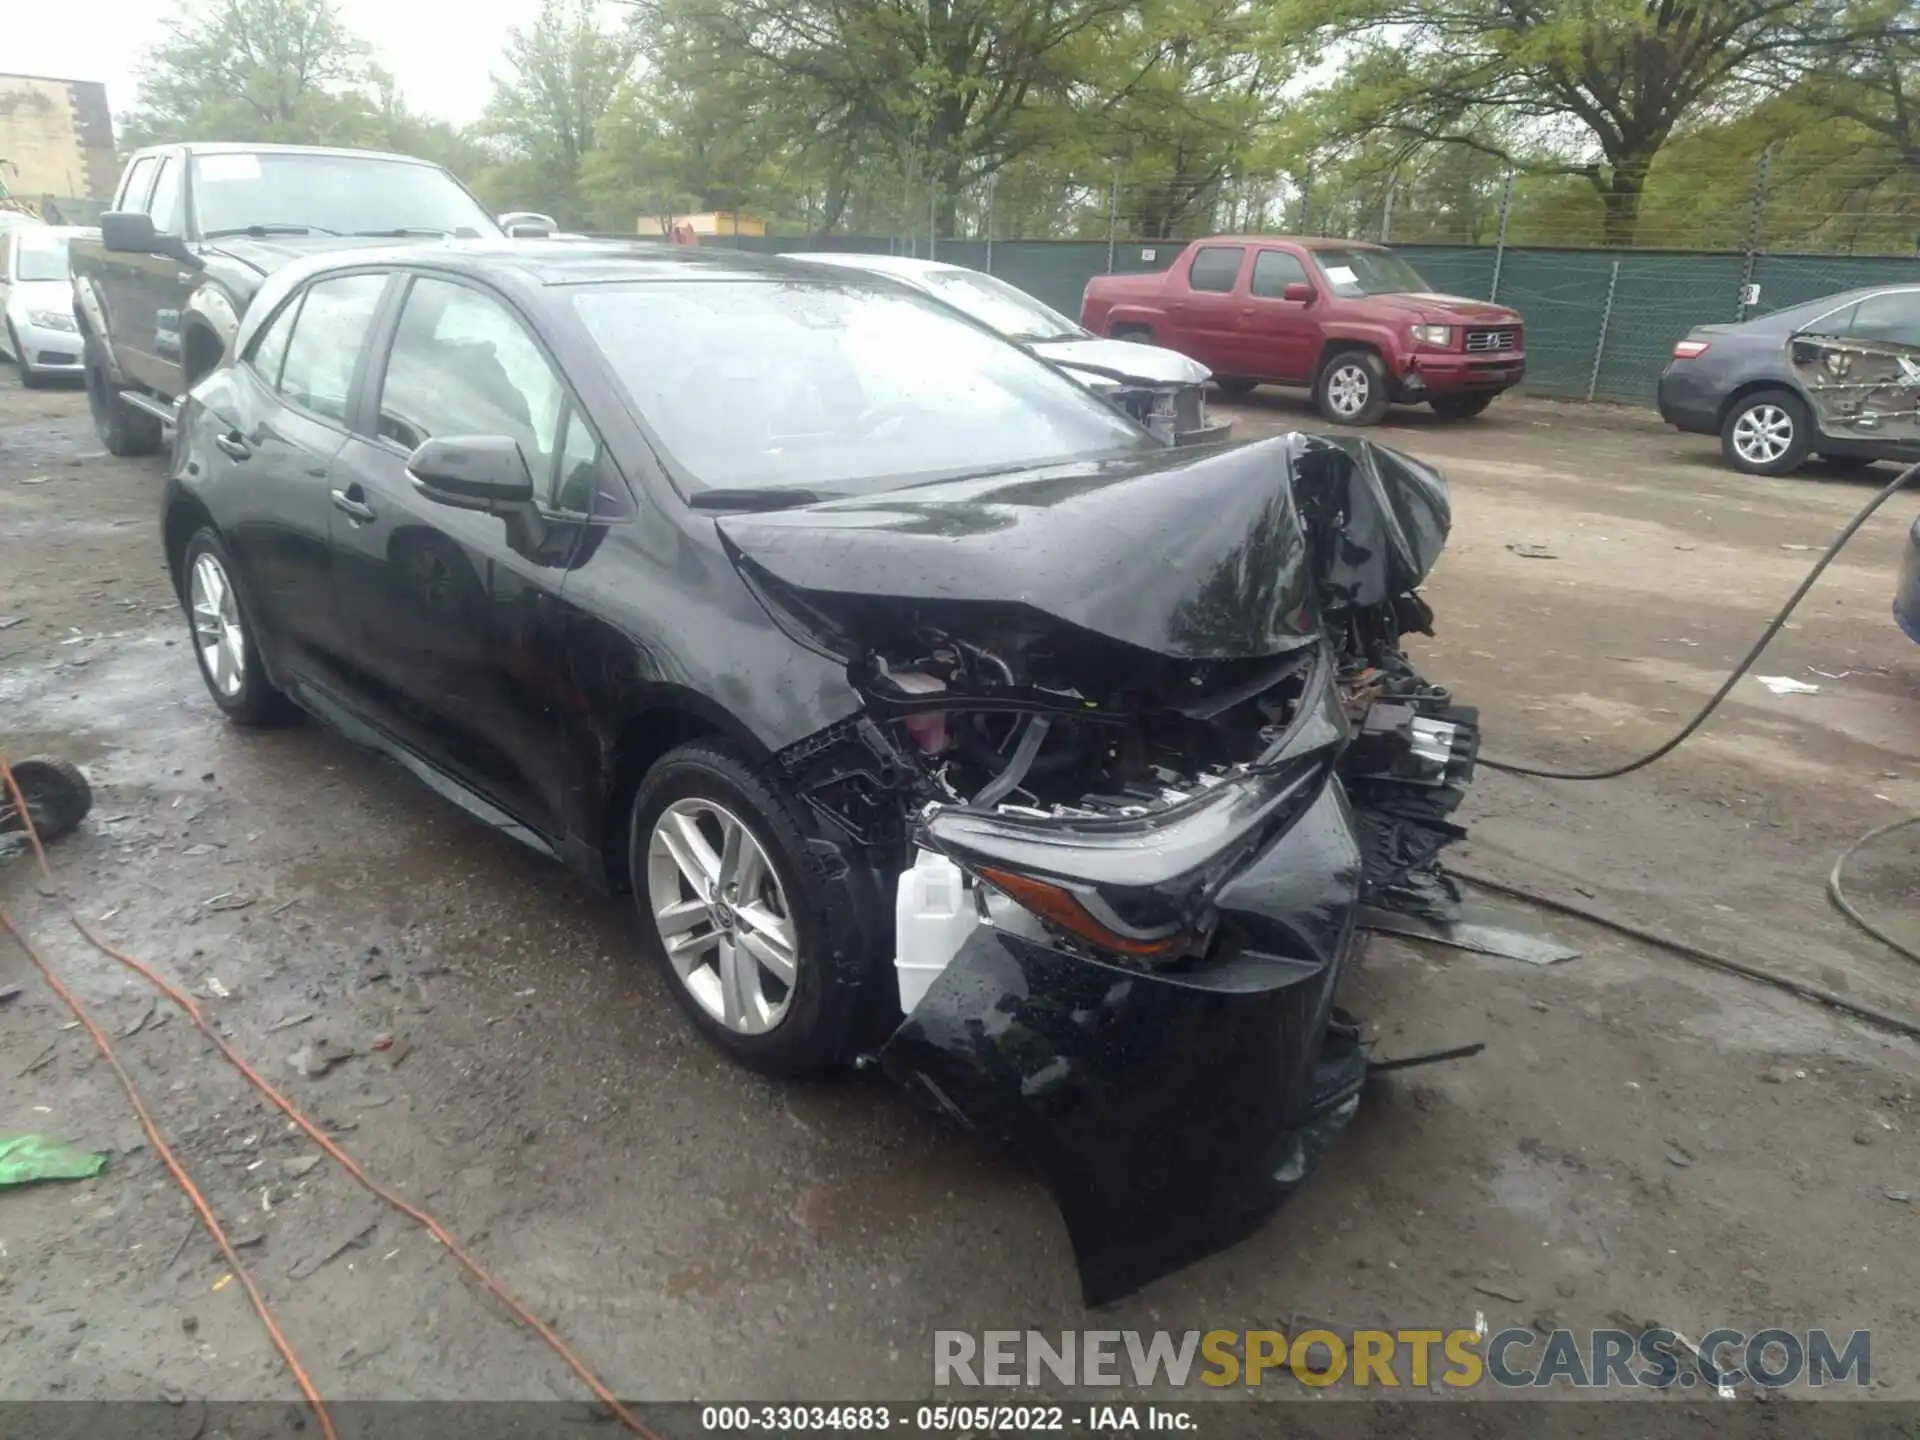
[125,0,374,146]
[479,0,640,225]
[1291,0,1855,245]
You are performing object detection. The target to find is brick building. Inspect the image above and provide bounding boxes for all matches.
[0,73,117,215]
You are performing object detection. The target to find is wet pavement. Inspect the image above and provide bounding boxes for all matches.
[3,371,1918,1406]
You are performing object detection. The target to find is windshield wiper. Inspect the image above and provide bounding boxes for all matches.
[352,227,456,238]
[203,223,341,238]
[687,487,830,512]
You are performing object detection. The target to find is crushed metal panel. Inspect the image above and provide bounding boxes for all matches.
[1789,331,1920,447]
[1359,902,1581,965]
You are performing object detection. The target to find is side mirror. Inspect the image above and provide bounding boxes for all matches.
[499,211,557,239]
[101,211,157,254]
[407,436,535,510]
[1282,282,1316,304]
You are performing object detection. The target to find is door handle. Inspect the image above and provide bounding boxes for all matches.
[330,487,377,524]
[213,430,250,461]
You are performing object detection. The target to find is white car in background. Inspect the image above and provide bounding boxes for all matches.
[782,251,1231,446]
[0,224,86,387]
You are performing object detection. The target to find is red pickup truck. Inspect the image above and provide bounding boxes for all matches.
[1081,236,1525,426]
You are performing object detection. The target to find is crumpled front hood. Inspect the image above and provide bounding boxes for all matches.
[1031,335,1211,387]
[716,433,1450,662]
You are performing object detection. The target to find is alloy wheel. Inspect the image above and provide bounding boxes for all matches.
[646,798,799,1035]
[1326,362,1371,419]
[189,551,246,698]
[1732,404,1794,466]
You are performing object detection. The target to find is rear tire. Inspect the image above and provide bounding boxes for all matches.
[0,756,92,844]
[179,528,294,725]
[1215,377,1260,396]
[628,741,875,1078]
[1111,324,1155,343]
[1315,348,1391,426]
[84,334,162,457]
[1429,392,1495,420]
[1720,389,1810,476]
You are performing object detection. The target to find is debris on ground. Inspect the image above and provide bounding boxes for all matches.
[280,1155,324,1179]
[1506,542,1558,560]
[0,983,21,1005]
[287,1038,351,1079]
[1472,1280,1527,1303]
[0,1134,108,1187]
[287,1213,379,1280]
[1756,675,1819,696]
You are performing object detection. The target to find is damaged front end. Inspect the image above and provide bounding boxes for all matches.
[723,434,1477,1303]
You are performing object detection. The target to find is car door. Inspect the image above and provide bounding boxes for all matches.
[326,272,596,838]
[113,153,192,393]
[1225,247,1318,381]
[195,271,390,693]
[1167,244,1247,369]
[96,153,159,384]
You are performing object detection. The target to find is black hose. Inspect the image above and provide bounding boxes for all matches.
[1451,865,1920,1044]
[1826,814,1920,965]
[1478,457,1920,781]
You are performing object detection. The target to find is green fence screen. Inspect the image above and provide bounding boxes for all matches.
[723,233,1920,406]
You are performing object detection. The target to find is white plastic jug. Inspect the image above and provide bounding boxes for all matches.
[894,848,976,1014]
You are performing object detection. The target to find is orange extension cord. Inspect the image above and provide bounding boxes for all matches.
[0,755,656,1439]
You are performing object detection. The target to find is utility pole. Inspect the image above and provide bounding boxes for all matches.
[1736,145,1773,322]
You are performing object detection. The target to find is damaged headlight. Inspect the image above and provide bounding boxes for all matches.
[921,751,1330,965]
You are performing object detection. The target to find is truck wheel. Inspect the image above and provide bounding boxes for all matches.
[1720,389,1810,476]
[1111,324,1155,343]
[1315,349,1390,426]
[84,336,162,457]
[1430,393,1495,420]
[1215,377,1260,396]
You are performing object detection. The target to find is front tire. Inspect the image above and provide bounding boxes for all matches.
[1111,324,1155,344]
[1430,392,1495,420]
[628,741,869,1077]
[84,335,162,457]
[1315,349,1391,426]
[1721,390,1810,476]
[179,528,293,724]
[1215,377,1260,396]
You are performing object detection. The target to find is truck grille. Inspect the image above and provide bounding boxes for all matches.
[1465,329,1518,353]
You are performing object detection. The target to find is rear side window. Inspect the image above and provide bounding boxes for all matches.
[276,273,388,423]
[1188,246,1244,293]
[1251,250,1309,298]
[119,156,158,212]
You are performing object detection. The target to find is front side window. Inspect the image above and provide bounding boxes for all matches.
[147,158,183,234]
[1848,292,1920,347]
[276,273,388,422]
[376,277,569,498]
[1312,247,1430,298]
[572,279,1153,496]
[1251,250,1310,298]
[191,152,497,239]
[118,156,158,213]
[1188,246,1244,293]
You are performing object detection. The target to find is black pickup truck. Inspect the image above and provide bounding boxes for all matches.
[71,142,503,456]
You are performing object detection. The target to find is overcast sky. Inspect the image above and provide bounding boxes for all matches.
[9,0,535,128]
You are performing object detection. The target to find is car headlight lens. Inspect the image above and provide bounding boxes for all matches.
[26,308,77,332]
[1410,324,1453,347]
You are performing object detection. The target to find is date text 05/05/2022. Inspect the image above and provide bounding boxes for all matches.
[699,1404,1195,1432]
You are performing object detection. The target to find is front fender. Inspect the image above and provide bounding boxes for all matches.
[71,273,126,384]
[184,283,242,365]
[1317,324,1404,374]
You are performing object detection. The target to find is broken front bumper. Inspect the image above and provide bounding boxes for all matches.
[878,777,1365,1305]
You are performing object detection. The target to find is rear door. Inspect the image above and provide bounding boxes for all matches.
[326,272,597,837]
[197,271,390,692]
[1167,244,1247,369]
[1224,247,1318,381]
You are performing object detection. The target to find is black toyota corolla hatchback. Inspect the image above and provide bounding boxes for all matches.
[163,242,1479,1303]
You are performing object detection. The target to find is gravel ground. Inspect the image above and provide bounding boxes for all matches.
[2,370,1917,1410]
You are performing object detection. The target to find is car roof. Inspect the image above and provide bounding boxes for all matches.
[1189,235,1390,252]
[780,252,963,279]
[134,141,446,167]
[262,238,904,292]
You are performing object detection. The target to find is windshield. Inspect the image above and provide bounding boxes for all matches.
[190,152,499,238]
[917,268,1084,342]
[573,279,1152,495]
[1312,247,1431,298]
[14,234,69,282]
